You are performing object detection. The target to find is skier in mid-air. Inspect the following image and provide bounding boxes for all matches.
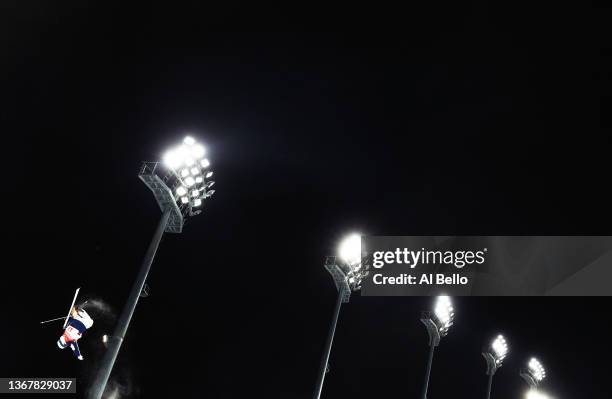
[57,305,94,360]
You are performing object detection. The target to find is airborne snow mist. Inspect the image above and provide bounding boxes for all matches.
[81,297,115,320]
[102,375,135,399]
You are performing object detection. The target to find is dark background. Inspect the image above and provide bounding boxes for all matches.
[1,1,610,398]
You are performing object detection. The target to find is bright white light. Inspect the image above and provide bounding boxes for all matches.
[184,176,195,187]
[528,358,546,381]
[180,196,189,204]
[176,186,187,196]
[195,176,203,183]
[169,145,190,168]
[163,137,207,170]
[434,295,454,332]
[163,150,182,170]
[190,167,200,175]
[192,144,205,158]
[207,181,215,188]
[181,168,190,177]
[526,390,551,399]
[177,145,188,157]
[102,334,108,343]
[491,335,509,361]
[201,158,210,168]
[193,198,202,207]
[191,189,199,198]
[338,233,361,266]
[206,171,214,178]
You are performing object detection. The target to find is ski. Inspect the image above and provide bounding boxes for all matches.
[63,288,80,329]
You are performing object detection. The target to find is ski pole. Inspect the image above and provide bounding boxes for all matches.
[40,316,66,324]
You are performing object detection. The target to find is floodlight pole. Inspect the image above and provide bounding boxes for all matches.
[420,312,441,399]
[314,256,354,399]
[482,352,499,399]
[313,287,345,399]
[421,344,436,399]
[89,208,171,399]
[485,373,494,399]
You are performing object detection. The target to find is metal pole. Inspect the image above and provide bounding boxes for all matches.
[312,288,344,399]
[89,209,171,399]
[40,316,66,324]
[421,344,436,399]
[485,373,494,399]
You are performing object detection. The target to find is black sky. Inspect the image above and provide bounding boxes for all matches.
[1,1,611,398]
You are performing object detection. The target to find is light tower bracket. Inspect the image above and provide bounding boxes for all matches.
[520,369,538,388]
[482,352,499,376]
[138,162,184,233]
[324,256,351,303]
[420,311,442,347]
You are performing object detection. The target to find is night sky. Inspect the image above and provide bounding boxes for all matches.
[1,1,611,398]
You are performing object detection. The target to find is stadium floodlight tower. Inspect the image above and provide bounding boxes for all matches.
[520,357,546,389]
[89,136,215,399]
[482,334,509,399]
[313,233,366,399]
[419,295,455,399]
